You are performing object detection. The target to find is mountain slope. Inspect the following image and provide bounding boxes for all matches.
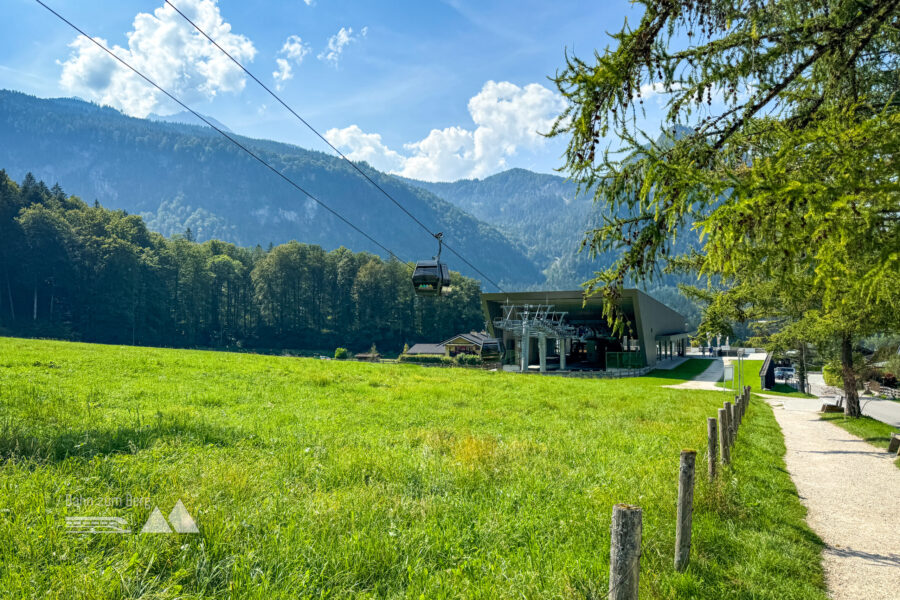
[147,110,233,132]
[404,169,617,287]
[0,90,542,287]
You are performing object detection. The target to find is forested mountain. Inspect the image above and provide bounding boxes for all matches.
[147,110,233,133]
[0,90,700,326]
[0,170,483,351]
[0,90,541,288]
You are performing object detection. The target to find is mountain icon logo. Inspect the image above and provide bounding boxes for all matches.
[140,500,199,534]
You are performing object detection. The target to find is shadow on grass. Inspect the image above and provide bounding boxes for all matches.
[642,359,715,381]
[0,416,246,464]
[864,436,893,445]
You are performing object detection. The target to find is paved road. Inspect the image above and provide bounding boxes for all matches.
[663,358,724,391]
[807,373,900,427]
[858,398,900,428]
[766,399,900,600]
[652,356,689,370]
[663,356,759,391]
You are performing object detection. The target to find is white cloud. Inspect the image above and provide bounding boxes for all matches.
[317,26,366,66]
[281,35,311,62]
[58,0,256,118]
[273,58,293,85]
[325,80,565,181]
[272,35,310,88]
[639,82,671,99]
[324,125,407,172]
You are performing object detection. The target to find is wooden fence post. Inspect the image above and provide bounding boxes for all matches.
[718,408,730,465]
[609,503,642,600]
[707,417,717,481]
[734,395,742,428]
[674,450,696,572]
[728,404,738,446]
[724,401,734,446]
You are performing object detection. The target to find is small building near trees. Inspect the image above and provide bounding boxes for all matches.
[406,332,503,360]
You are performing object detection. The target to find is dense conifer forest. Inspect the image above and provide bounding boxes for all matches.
[0,171,483,352]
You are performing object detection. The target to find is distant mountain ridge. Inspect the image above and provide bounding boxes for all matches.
[404,169,614,288]
[147,110,233,133]
[402,168,702,324]
[0,90,542,287]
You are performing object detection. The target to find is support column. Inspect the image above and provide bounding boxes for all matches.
[521,327,530,372]
[559,338,567,371]
[538,332,547,373]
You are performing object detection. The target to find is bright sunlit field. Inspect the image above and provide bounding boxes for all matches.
[0,337,826,599]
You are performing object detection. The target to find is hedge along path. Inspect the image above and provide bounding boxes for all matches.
[767,399,900,600]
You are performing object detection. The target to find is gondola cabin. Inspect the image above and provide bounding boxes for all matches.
[412,259,450,297]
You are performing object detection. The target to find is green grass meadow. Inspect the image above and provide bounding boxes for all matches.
[0,338,826,598]
[719,359,815,398]
[819,413,900,468]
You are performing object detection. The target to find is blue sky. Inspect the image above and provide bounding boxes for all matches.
[1,0,655,181]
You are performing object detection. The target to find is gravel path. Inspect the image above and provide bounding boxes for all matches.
[767,399,900,599]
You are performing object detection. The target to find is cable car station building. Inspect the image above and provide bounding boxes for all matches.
[481,289,690,374]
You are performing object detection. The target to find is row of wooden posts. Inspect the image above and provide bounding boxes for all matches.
[606,385,753,600]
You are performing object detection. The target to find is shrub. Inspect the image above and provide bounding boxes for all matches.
[398,353,452,365]
[334,347,349,360]
[454,353,483,366]
[822,363,842,387]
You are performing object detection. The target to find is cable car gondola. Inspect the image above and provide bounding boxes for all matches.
[412,233,450,297]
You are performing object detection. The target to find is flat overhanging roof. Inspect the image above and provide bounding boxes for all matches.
[481,289,689,337]
[481,289,634,318]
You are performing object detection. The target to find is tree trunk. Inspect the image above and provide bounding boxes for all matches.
[33,285,38,321]
[841,334,861,417]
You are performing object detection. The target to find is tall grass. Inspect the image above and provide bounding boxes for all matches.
[0,337,826,598]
